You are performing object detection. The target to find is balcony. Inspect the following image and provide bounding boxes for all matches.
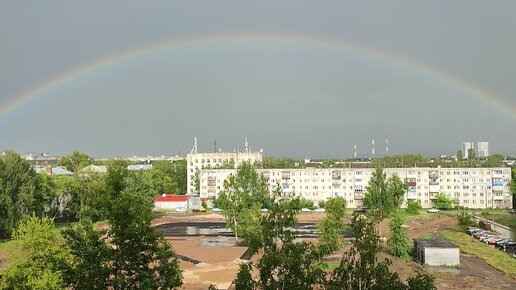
[281,171,290,179]
[354,193,364,199]
[429,185,440,193]
[332,171,342,180]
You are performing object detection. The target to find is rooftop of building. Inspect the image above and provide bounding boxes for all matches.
[413,238,459,249]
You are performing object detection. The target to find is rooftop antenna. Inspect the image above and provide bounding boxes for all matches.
[354,144,357,159]
[214,140,217,153]
[385,138,389,156]
[190,137,198,154]
[372,139,375,158]
[244,137,249,153]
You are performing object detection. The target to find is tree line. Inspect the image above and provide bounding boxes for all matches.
[0,151,186,237]
[0,153,182,289]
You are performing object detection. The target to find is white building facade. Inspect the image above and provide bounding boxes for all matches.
[462,142,475,159]
[198,167,513,209]
[477,142,490,158]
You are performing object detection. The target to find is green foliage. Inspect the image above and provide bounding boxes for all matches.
[0,216,70,290]
[510,167,516,198]
[235,192,325,290]
[317,200,326,209]
[321,160,336,168]
[152,160,187,194]
[257,156,305,169]
[378,154,429,168]
[387,212,411,258]
[57,151,93,172]
[233,263,255,290]
[407,273,437,290]
[456,150,463,161]
[406,200,422,215]
[328,213,435,290]
[456,210,474,231]
[218,161,271,239]
[61,220,111,290]
[0,151,40,237]
[363,166,407,219]
[299,198,316,210]
[433,193,453,209]
[317,197,347,255]
[105,159,130,199]
[62,177,183,289]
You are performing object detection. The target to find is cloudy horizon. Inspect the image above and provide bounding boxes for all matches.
[1,1,515,158]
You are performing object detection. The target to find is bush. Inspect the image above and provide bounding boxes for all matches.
[456,211,475,231]
[405,200,422,215]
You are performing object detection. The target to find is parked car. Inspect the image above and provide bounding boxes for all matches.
[466,227,480,234]
[479,234,496,242]
[260,208,269,212]
[175,207,187,213]
[495,239,513,249]
[301,208,312,213]
[211,207,223,213]
[313,208,326,213]
[512,252,516,259]
[468,228,484,236]
[427,208,440,213]
[501,242,516,252]
[472,230,490,239]
[483,236,501,244]
[354,208,367,213]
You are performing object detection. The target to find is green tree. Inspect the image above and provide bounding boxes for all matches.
[456,150,463,161]
[328,213,435,290]
[387,212,410,258]
[57,151,93,172]
[234,191,325,290]
[61,220,111,290]
[456,210,474,231]
[510,167,516,199]
[321,160,336,168]
[317,197,347,255]
[363,166,407,219]
[406,200,422,215]
[152,160,187,194]
[218,161,270,239]
[105,159,130,199]
[433,193,453,209]
[0,216,71,290]
[0,151,39,237]
[62,178,183,289]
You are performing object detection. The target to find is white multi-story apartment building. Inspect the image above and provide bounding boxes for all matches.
[477,142,490,158]
[198,167,513,209]
[462,142,475,159]
[186,138,263,194]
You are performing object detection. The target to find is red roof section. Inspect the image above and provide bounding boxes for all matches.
[154,194,188,202]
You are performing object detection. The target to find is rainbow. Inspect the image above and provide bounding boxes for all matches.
[2,32,515,119]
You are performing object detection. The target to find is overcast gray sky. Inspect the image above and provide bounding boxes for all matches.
[1,1,515,158]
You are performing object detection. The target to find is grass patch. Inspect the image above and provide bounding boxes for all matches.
[418,233,432,239]
[441,230,516,279]
[479,211,516,230]
[0,239,19,251]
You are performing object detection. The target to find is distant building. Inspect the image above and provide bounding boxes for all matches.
[80,165,108,173]
[186,138,263,194]
[34,166,73,176]
[413,238,460,266]
[199,166,512,209]
[127,164,153,171]
[462,142,475,159]
[477,142,490,158]
[154,194,188,210]
[23,152,59,166]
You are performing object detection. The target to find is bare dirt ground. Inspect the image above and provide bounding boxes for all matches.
[159,212,516,290]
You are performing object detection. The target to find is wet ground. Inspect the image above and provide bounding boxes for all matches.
[155,221,351,238]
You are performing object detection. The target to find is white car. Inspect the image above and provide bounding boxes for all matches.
[212,207,223,213]
[313,208,326,213]
[427,208,440,213]
[301,207,312,213]
[175,207,187,213]
[260,208,269,212]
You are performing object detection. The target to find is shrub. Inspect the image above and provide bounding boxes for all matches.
[405,200,422,215]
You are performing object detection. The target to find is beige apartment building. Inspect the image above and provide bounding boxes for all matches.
[198,167,513,209]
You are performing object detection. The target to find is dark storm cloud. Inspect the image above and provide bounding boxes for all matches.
[1,0,515,157]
